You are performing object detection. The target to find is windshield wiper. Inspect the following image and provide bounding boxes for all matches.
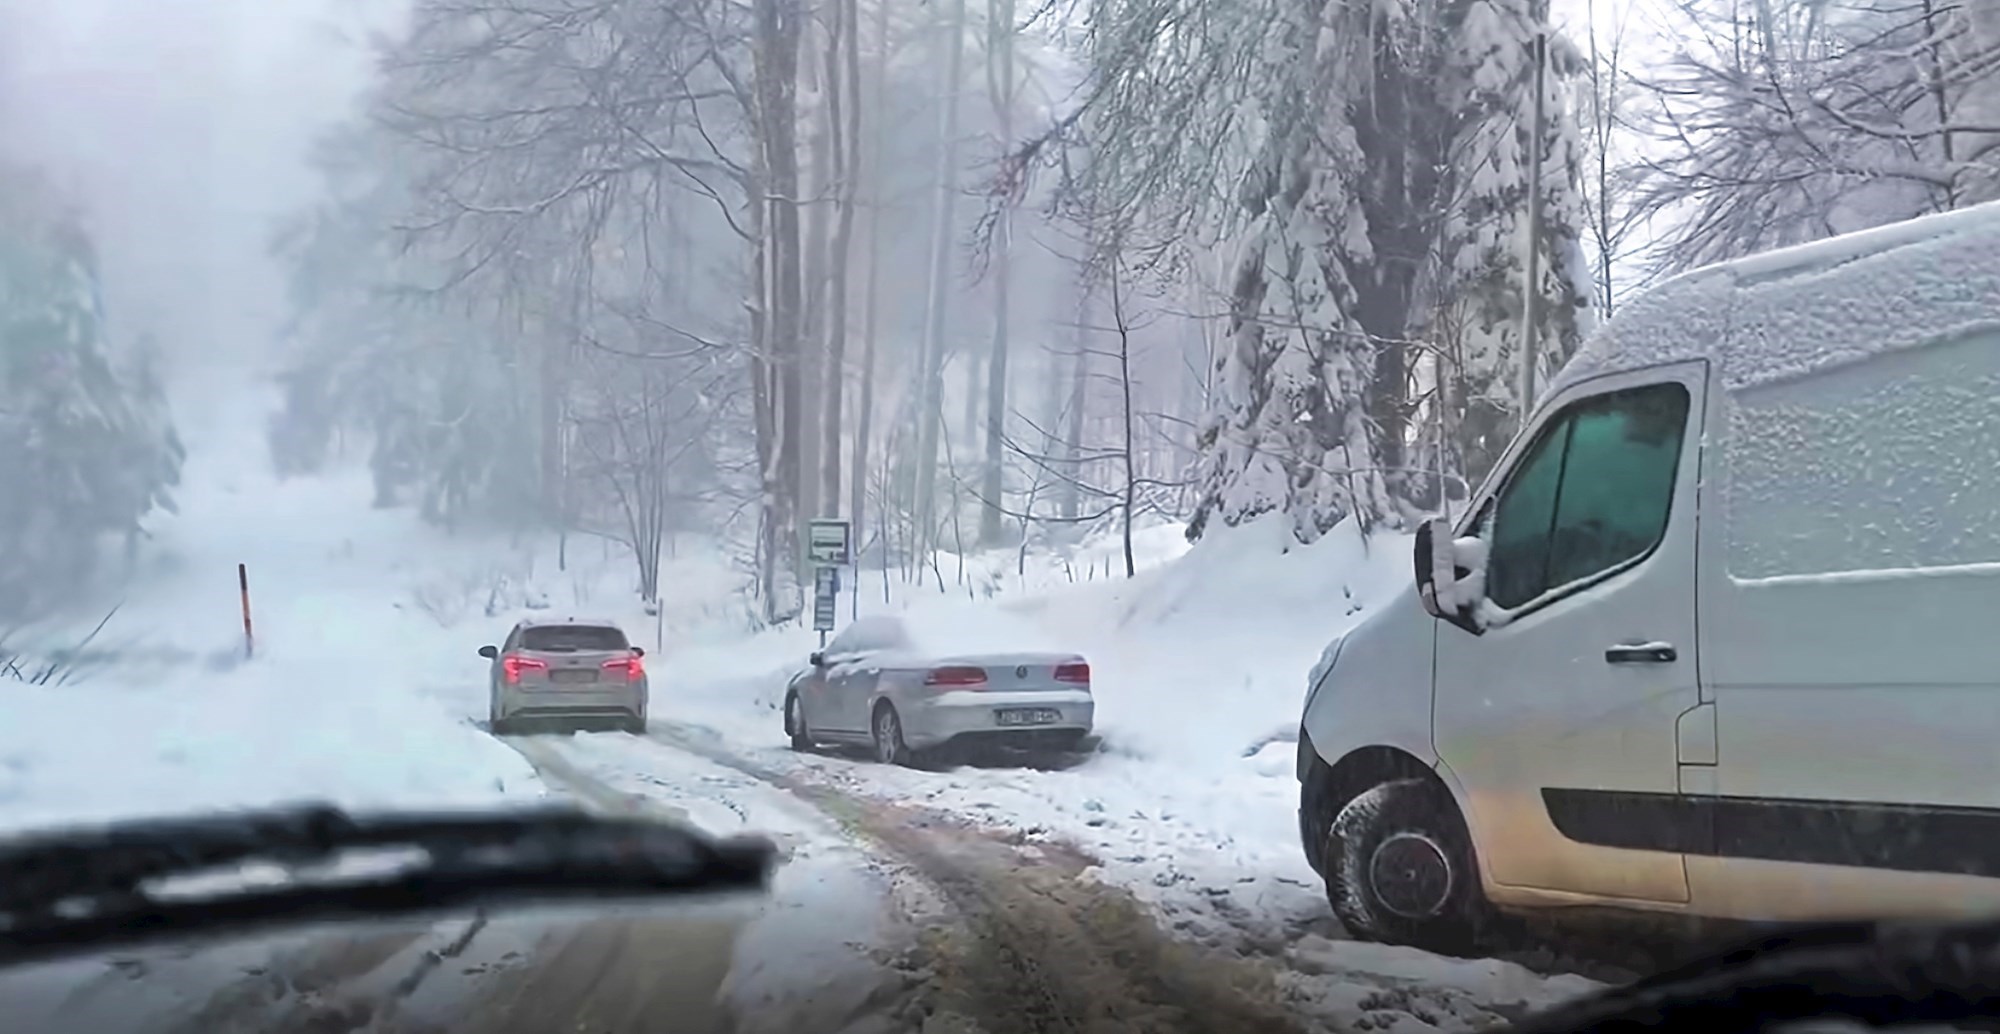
[0,804,774,968]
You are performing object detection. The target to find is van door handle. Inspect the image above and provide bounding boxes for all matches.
[1606,642,1677,664]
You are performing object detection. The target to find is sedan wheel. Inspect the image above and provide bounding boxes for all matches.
[872,705,914,767]
[785,693,812,752]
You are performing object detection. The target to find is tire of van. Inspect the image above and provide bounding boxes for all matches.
[1328,778,1487,955]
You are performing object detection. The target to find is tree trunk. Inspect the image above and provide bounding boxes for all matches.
[979,213,1010,542]
[962,354,983,446]
[748,158,777,613]
[821,0,862,516]
[1062,305,1088,521]
[1110,258,1135,578]
[538,315,564,526]
[910,0,967,561]
[979,0,1016,545]
[799,12,833,524]
[1586,4,1618,317]
[755,0,806,618]
[848,0,890,563]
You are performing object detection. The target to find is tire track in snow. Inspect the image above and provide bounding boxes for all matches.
[622,723,1611,1034]
[503,732,934,1034]
[526,726,1317,1034]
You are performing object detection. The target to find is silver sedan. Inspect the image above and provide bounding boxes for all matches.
[782,615,1094,766]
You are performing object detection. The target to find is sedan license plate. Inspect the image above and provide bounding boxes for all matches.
[995,708,1060,727]
[550,669,598,685]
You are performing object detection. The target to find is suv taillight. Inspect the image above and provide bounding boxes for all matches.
[602,654,644,682]
[1054,661,1090,684]
[924,666,987,687]
[503,655,548,684]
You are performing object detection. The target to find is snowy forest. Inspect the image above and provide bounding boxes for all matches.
[5,0,1997,623]
[0,166,183,622]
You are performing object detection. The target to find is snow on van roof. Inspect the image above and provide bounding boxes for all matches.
[1550,200,2000,398]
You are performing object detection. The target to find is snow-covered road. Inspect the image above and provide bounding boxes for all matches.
[608,721,1606,1033]
[0,723,1601,1034]
[492,724,1603,1034]
[0,725,921,1034]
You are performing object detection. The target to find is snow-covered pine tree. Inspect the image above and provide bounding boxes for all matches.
[1187,0,1399,544]
[0,171,184,617]
[1184,0,1408,544]
[1187,0,1587,540]
[1427,0,1592,484]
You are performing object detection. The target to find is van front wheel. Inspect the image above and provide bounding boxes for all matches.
[1328,778,1487,955]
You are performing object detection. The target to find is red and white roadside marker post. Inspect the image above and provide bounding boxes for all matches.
[238,563,254,660]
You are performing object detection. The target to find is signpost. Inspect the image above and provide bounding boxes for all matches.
[808,519,850,647]
[813,566,839,638]
[807,518,851,566]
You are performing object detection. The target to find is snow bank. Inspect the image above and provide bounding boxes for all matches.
[643,513,1410,772]
[0,390,546,835]
[622,512,1417,969]
[1022,515,1412,764]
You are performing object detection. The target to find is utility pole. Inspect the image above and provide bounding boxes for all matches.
[1517,30,1549,418]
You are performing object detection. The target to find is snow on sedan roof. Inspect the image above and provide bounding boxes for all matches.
[851,602,1076,659]
[1551,199,2000,399]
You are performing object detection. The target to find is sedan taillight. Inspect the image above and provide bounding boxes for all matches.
[602,654,645,682]
[1054,661,1090,684]
[925,666,988,687]
[503,655,548,684]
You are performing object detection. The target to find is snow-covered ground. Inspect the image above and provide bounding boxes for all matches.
[0,726,928,1034]
[0,391,555,832]
[639,513,1417,957]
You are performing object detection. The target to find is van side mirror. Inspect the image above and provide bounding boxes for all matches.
[809,651,826,667]
[1415,518,1485,633]
[1414,518,1455,619]
[478,645,499,659]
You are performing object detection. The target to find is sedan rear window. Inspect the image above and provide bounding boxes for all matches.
[519,625,628,652]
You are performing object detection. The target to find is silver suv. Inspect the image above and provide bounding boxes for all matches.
[481,618,648,735]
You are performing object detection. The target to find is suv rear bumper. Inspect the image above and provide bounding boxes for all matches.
[499,684,647,721]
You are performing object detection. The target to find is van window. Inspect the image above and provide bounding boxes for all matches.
[1485,421,1567,608]
[1483,383,1691,609]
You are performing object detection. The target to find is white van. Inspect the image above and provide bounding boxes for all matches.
[1297,200,2000,953]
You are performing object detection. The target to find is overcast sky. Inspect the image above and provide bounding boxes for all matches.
[0,0,408,385]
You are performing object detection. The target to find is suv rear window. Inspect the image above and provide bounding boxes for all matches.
[519,625,628,652]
